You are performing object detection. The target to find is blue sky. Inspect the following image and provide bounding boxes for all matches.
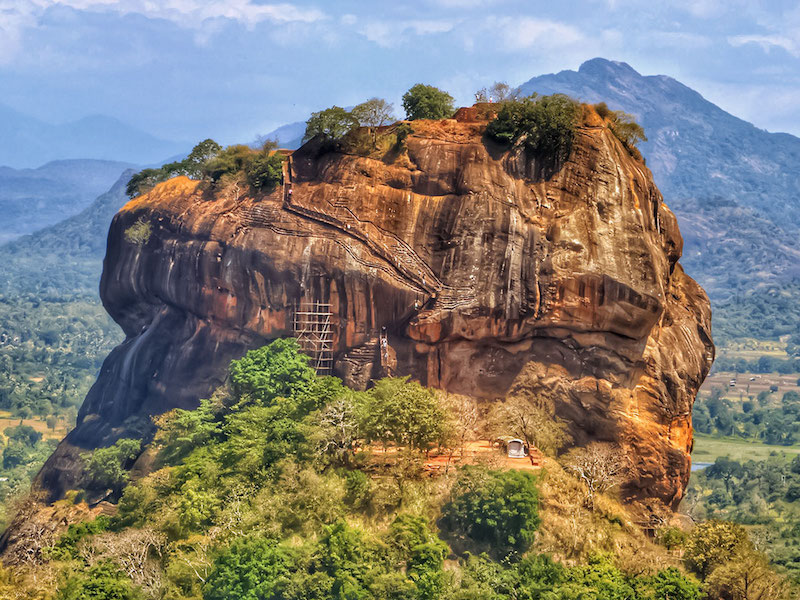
[2,0,800,144]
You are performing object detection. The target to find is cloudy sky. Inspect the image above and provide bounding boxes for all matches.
[2,0,800,144]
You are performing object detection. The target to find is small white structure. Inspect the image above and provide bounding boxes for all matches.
[507,438,528,458]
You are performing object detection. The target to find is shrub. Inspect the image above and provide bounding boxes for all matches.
[594,102,647,156]
[125,139,222,197]
[86,438,142,489]
[203,144,255,182]
[123,218,152,245]
[486,94,581,163]
[394,122,413,150]
[56,561,142,600]
[655,526,687,550]
[650,567,703,600]
[245,152,284,191]
[402,84,454,120]
[441,467,540,556]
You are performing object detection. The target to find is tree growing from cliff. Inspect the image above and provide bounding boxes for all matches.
[303,106,359,143]
[402,84,454,120]
[245,151,284,192]
[86,438,142,490]
[352,98,396,144]
[486,94,581,165]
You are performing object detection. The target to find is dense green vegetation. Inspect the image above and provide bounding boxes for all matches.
[0,174,129,528]
[712,282,800,343]
[694,388,800,445]
[125,139,285,199]
[401,84,454,120]
[4,340,790,599]
[485,94,581,166]
[687,454,800,583]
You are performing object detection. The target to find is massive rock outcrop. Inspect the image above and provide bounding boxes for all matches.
[38,109,713,509]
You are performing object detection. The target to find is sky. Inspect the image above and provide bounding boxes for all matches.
[2,0,800,144]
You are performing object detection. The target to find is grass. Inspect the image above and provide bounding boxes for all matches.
[0,410,70,442]
[692,433,800,464]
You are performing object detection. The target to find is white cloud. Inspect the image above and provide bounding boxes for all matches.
[488,17,584,51]
[0,0,326,62]
[358,18,455,48]
[0,1,39,63]
[729,33,800,57]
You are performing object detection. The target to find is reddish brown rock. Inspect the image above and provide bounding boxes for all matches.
[37,113,713,509]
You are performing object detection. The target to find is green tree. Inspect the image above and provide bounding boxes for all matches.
[402,84,454,120]
[303,106,359,142]
[57,561,142,600]
[4,424,42,446]
[246,152,285,191]
[125,168,164,198]
[649,567,702,600]
[202,144,254,182]
[486,94,581,164]
[358,377,447,452]
[229,338,318,407]
[389,515,448,600]
[204,536,295,600]
[352,98,396,144]
[184,138,222,178]
[156,398,221,466]
[684,520,750,576]
[86,438,142,489]
[2,444,28,469]
[442,467,540,555]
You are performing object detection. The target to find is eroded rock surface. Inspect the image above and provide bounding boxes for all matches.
[38,112,713,509]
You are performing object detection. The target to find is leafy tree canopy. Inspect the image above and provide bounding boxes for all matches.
[402,84,455,120]
[303,106,359,142]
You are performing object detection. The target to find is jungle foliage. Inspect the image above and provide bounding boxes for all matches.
[4,339,775,599]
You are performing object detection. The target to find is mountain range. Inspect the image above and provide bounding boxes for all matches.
[0,159,134,245]
[0,102,186,169]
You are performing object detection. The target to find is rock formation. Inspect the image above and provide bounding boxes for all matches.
[37,108,713,510]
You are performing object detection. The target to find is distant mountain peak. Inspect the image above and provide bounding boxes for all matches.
[578,57,641,78]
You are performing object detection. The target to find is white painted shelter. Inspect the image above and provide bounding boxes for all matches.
[507,438,528,458]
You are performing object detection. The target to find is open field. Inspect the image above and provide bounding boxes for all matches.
[692,432,800,464]
[0,410,69,442]
[721,339,790,360]
[699,370,800,402]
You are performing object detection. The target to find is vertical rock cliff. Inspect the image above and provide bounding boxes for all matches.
[37,109,713,509]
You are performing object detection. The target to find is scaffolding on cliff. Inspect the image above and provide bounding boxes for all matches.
[292,301,334,375]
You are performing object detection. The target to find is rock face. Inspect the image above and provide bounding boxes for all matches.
[38,110,713,509]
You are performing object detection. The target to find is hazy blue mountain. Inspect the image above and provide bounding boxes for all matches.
[261,120,305,149]
[0,170,133,297]
[0,159,134,244]
[0,102,187,168]
[520,58,800,300]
